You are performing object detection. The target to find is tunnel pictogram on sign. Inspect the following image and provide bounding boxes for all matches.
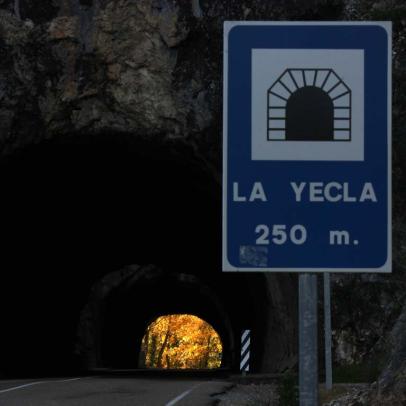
[267,69,351,142]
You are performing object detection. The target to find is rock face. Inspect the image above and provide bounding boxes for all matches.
[0,0,405,388]
[0,0,215,160]
[331,275,406,366]
[0,0,359,160]
[324,303,406,405]
[373,301,406,404]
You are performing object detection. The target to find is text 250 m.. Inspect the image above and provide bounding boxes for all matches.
[255,224,307,245]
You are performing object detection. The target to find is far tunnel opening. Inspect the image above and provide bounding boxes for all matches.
[139,314,222,369]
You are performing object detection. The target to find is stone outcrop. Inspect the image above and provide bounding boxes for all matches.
[0,0,215,160]
[324,303,406,405]
[331,275,406,366]
[372,301,406,404]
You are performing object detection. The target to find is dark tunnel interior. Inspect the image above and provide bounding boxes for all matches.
[0,133,269,377]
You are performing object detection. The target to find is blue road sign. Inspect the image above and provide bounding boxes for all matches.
[222,22,391,273]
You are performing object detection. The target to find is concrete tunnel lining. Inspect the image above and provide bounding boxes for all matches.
[77,265,236,370]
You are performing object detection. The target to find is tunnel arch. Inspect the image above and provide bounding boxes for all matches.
[0,131,298,377]
[0,132,223,375]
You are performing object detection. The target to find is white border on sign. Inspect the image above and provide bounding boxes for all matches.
[222,21,392,273]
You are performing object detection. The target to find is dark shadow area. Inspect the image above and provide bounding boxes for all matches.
[0,133,272,377]
[0,133,215,375]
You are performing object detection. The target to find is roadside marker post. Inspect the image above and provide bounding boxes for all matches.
[223,21,391,405]
[240,330,251,375]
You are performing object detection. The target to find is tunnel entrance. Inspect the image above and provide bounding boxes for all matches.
[139,314,222,369]
[0,131,297,377]
[0,133,224,376]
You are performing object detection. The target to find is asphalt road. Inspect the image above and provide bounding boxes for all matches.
[0,376,230,406]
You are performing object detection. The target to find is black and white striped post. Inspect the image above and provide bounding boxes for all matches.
[240,329,251,375]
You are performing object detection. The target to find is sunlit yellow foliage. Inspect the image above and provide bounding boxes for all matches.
[140,314,222,369]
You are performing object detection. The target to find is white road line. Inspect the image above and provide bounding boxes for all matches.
[55,377,84,383]
[0,381,45,394]
[165,383,204,406]
[0,377,86,394]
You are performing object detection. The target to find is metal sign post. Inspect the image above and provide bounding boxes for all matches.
[299,274,318,405]
[324,272,333,390]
